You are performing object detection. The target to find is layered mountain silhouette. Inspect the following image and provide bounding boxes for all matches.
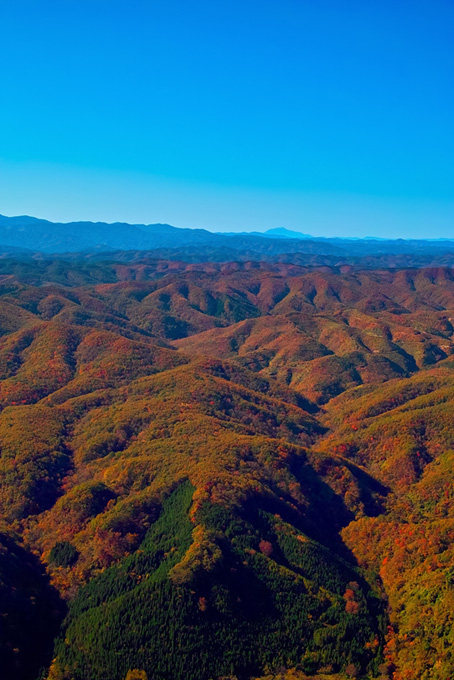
[1,215,454,271]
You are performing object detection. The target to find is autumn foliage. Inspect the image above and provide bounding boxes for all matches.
[1,260,454,679]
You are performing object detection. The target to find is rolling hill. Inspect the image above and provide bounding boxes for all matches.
[0,258,454,679]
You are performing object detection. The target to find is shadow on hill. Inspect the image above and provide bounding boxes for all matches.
[0,533,65,680]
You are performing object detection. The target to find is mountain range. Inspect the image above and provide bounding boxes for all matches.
[0,253,454,680]
[1,216,454,271]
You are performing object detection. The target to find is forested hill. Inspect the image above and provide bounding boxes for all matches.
[1,214,454,270]
[1,258,454,680]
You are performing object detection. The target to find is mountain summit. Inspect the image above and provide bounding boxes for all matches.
[263,227,312,238]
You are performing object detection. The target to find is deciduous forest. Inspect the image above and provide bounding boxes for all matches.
[1,258,454,679]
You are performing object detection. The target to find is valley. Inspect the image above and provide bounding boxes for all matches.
[0,259,453,680]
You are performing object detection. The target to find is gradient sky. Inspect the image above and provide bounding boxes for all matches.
[0,0,453,237]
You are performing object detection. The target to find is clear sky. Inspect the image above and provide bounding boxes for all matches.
[0,0,453,237]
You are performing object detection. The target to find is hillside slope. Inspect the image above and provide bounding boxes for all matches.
[0,260,453,679]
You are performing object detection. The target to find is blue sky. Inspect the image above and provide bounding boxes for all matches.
[0,0,453,237]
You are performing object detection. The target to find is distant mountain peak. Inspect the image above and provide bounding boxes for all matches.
[264,227,312,239]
